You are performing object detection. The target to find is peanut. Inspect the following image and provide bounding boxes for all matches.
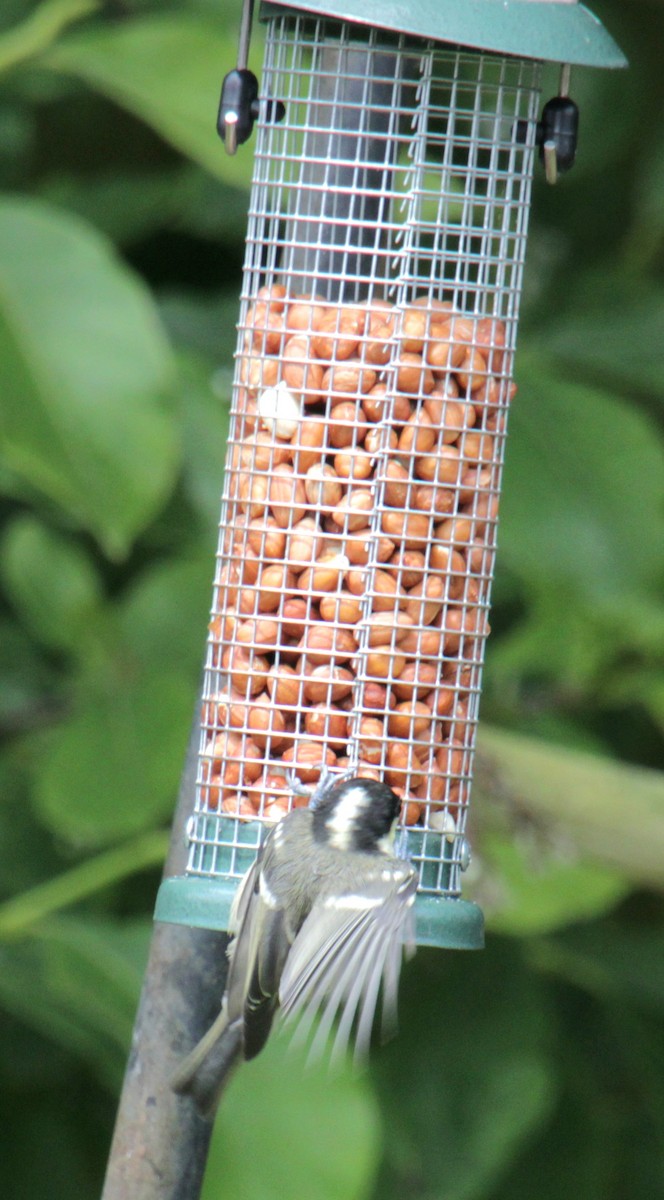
[333,449,373,481]
[362,382,411,424]
[383,459,411,507]
[360,611,415,648]
[236,617,281,651]
[278,596,310,640]
[266,663,302,708]
[474,316,507,374]
[286,517,324,570]
[240,353,279,396]
[281,741,337,783]
[222,645,269,695]
[326,400,364,449]
[323,361,377,397]
[286,300,326,335]
[291,419,326,473]
[319,590,363,625]
[281,335,324,400]
[395,352,435,396]
[268,463,307,528]
[364,650,408,681]
[303,664,355,703]
[236,431,291,473]
[404,574,446,625]
[237,472,269,519]
[392,661,439,701]
[456,348,488,393]
[357,716,385,765]
[304,463,343,509]
[345,531,395,565]
[246,516,287,560]
[364,425,398,455]
[298,552,349,595]
[297,623,356,665]
[388,548,426,588]
[412,484,455,516]
[385,741,424,789]
[246,698,288,749]
[330,489,373,532]
[388,700,433,740]
[312,308,364,361]
[415,444,461,485]
[381,509,431,549]
[210,730,263,785]
[255,563,296,613]
[304,704,349,748]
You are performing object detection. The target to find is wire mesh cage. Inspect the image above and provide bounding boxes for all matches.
[155,2,625,948]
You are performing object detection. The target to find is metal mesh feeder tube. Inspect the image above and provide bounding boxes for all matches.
[155,1,625,950]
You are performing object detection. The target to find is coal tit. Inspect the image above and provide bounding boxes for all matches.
[171,773,417,1118]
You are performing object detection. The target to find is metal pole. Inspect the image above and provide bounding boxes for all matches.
[285,45,404,301]
[101,709,229,1200]
[102,38,405,1200]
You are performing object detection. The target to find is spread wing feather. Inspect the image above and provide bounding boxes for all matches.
[279,872,416,1063]
[293,912,376,1058]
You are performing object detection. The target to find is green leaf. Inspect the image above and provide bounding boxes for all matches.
[207,1027,381,1200]
[40,165,202,247]
[500,361,664,603]
[1,513,101,653]
[0,915,149,1088]
[33,666,196,845]
[0,617,62,733]
[173,352,231,526]
[0,0,96,76]
[40,13,259,185]
[475,726,664,893]
[0,195,178,556]
[117,551,213,675]
[0,830,168,936]
[478,833,628,937]
[373,939,556,1200]
[533,919,664,1018]
[544,276,664,399]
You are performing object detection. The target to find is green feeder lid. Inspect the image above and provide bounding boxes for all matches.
[261,0,627,69]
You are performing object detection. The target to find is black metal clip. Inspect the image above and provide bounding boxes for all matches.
[217,0,284,155]
[516,64,579,185]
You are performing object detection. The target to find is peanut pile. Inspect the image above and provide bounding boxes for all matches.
[200,284,512,830]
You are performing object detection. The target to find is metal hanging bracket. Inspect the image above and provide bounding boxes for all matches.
[217,0,284,154]
[537,63,578,184]
[516,64,579,185]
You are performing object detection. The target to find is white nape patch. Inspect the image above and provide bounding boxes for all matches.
[376,819,398,857]
[324,893,383,911]
[259,872,279,909]
[325,784,373,850]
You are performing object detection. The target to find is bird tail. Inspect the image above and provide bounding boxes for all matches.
[171,1009,244,1120]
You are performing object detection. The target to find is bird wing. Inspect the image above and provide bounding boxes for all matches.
[278,868,417,1065]
[225,855,294,1061]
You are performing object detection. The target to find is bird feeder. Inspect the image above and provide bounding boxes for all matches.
[155,0,625,949]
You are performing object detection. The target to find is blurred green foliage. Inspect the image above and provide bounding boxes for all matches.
[0,0,662,1196]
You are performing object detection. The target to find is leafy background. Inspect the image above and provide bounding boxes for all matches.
[0,0,663,1196]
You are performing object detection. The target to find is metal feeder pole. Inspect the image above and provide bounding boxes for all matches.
[101,710,229,1200]
[102,35,399,1200]
[285,44,409,301]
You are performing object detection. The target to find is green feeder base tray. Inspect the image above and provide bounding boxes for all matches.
[154,873,484,950]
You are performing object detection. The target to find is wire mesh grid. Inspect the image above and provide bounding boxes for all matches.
[184,15,541,900]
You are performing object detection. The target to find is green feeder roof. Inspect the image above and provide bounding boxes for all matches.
[261,0,627,68]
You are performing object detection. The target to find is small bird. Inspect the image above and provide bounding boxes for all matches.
[171,772,417,1118]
